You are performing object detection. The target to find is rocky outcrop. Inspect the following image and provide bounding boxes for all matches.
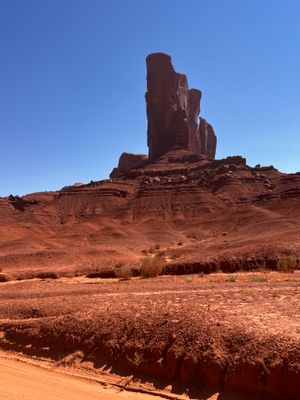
[145,53,190,161]
[110,152,148,178]
[7,195,38,211]
[199,118,217,159]
[145,53,217,160]
[187,89,202,155]
[110,53,217,176]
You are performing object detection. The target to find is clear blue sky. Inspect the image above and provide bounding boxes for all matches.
[0,0,299,196]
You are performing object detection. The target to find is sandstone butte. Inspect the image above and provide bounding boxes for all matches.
[0,52,299,277]
[111,52,216,177]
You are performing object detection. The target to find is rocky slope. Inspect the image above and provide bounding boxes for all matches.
[0,148,299,277]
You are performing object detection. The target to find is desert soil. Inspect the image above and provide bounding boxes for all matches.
[0,353,167,400]
[0,272,299,400]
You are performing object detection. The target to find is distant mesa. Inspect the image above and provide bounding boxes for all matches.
[111,53,217,177]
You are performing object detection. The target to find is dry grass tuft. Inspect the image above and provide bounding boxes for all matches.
[277,254,298,273]
[140,255,166,278]
[114,262,132,280]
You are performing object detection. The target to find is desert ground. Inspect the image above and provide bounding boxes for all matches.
[0,271,299,400]
[0,353,167,400]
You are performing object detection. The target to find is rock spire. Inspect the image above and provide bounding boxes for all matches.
[145,53,217,161]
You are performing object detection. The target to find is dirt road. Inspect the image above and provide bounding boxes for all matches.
[0,356,165,400]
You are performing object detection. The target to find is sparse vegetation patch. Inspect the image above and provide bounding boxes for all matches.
[114,262,132,280]
[277,254,298,273]
[250,274,268,282]
[226,275,238,282]
[140,255,166,278]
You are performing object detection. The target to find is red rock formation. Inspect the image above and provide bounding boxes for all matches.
[187,88,202,155]
[146,52,217,160]
[110,152,148,178]
[146,53,190,161]
[199,117,217,159]
[110,53,216,176]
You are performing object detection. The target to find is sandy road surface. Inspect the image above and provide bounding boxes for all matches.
[0,356,165,400]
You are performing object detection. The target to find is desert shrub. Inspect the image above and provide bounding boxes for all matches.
[277,254,298,273]
[57,351,84,366]
[140,255,165,278]
[226,275,237,282]
[114,262,132,280]
[250,274,267,282]
[126,351,144,366]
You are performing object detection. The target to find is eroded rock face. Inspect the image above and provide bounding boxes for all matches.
[146,53,190,161]
[188,89,202,155]
[110,53,217,177]
[199,118,217,159]
[145,53,217,160]
[110,152,148,178]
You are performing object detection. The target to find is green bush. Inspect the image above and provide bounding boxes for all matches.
[140,255,165,278]
[277,254,298,273]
